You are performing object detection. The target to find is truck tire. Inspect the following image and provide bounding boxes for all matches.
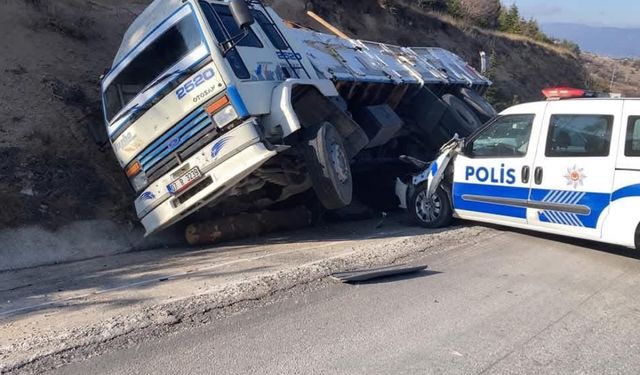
[441,94,483,135]
[459,88,497,122]
[409,183,452,229]
[302,121,353,210]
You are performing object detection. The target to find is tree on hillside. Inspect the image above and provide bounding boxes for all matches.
[411,0,577,54]
[498,4,521,33]
[458,0,501,28]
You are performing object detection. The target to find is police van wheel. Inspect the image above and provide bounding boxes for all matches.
[410,183,452,229]
[302,121,353,210]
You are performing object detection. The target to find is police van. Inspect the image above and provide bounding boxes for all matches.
[398,87,640,250]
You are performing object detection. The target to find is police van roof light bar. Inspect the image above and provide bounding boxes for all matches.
[542,87,622,101]
[542,87,587,100]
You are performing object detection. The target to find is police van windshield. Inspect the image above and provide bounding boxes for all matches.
[103,12,205,123]
[469,114,535,158]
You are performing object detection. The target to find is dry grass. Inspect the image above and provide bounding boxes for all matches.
[393,0,578,58]
[582,53,640,97]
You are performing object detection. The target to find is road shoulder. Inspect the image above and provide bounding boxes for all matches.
[0,220,494,373]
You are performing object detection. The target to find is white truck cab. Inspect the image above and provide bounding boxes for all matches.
[402,88,640,250]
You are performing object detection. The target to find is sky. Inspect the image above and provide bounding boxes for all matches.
[505,0,640,28]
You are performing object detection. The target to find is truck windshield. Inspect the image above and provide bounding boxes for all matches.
[103,12,205,123]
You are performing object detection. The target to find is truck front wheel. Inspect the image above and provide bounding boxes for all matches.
[410,183,452,228]
[302,122,353,210]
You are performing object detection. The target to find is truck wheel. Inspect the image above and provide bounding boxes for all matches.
[302,121,353,210]
[409,183,452,228]
[459,88,497,122]
[441,94,483,135]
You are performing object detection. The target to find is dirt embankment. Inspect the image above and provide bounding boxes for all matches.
[0,0,593,230]
[582,53,640,97]
[0,0,147,229]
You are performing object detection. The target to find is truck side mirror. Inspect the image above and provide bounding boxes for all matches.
[230,0,255,29]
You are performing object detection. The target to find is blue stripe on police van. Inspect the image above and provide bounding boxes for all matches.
[541,190,587,228]
[541,210,584,227]
[453,183,529,219]
[454,183,612,228]
[612,184,640,202]
[430,161,439,177]
[531,188,609,229]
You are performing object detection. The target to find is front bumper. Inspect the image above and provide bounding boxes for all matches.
[135,119,276,235]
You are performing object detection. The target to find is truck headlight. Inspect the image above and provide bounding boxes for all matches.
[212,105,238,128]
[131,172,149,192]
[206,95,239,129]
[126,161,148,192]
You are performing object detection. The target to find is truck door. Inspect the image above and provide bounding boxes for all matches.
[200,2,303,83]
[452,111,543,225]
[527,100,622,239]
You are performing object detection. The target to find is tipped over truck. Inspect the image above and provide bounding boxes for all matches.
[101,0,495,235]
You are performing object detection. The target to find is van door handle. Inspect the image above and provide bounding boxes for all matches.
[522,166,530,184]
[534,167,543,185]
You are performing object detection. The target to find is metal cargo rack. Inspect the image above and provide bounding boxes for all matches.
[289,28,492,88]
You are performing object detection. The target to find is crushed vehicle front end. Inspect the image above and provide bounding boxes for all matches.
[101,0,276,235]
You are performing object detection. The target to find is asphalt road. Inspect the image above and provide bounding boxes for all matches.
[48,229,640,375]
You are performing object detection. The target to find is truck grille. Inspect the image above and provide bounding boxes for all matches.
[136,108,217,184]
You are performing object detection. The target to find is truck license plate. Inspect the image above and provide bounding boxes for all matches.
[167,167,202,195]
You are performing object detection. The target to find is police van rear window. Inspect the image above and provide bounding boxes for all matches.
[545,114,613,157]
[625,117,640,157]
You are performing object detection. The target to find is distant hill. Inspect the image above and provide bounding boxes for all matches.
[542,23,640,58]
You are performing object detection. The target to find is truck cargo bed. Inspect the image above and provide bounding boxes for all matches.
[289,27,491,87]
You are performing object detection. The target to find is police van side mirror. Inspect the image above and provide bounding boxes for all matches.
[462,140,473,157]
[230,0,254,29]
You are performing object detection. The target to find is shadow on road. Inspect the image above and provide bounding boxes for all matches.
[0,215,452,321]
[475,222,640,261]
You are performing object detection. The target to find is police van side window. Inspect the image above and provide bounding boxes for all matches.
[468,114,535,158]
[545,114,613,157]
[625,117,640,156]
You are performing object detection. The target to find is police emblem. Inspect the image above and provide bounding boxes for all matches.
[564,165,587,188]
